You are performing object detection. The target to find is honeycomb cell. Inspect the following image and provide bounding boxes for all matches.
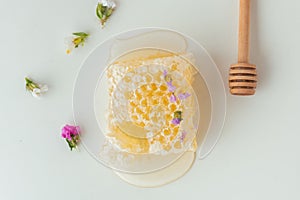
[141,99,148,107]
[163,128,171,135]
[140,84,148,92]
[135,92,142,101]
[131,115,138,121]
[150,83,158,91]
[169,104,177,112]
[130,101,136,107]
[145,74,153,82]
[174,141,182,149]
[159,85,167,91]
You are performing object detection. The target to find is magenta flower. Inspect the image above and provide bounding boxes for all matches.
[170,94,177,102]
[61,124,80,150]
[178,92,191,100]
[180,131,187,142]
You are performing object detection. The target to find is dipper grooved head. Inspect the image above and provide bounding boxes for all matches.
[229,63,257,96]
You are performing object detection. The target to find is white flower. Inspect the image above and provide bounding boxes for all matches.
[32,88,41,98]
[96,0,116,27]
[31,84,48,98]
[40,84,48,92]
[99,0,116,9]
[25,77,48,99]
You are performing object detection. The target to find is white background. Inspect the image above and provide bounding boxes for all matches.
[1,0,300,199]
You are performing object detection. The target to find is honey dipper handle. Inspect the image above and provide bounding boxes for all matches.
[238,0,250,63]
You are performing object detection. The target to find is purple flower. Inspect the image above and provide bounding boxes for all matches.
[178,92,191,100]
[172,111,183,125]
[170,94,177,102]
[171,118,182,125]
[163,70,168,77]
[167,81,176,92]
[180,131,187,142]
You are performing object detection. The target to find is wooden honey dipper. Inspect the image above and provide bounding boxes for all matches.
[229,0,257,95]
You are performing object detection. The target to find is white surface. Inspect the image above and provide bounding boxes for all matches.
[115,152,195,188]
[0,0,299,199]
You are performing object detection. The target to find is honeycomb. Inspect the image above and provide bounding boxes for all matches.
[105,49,198,154]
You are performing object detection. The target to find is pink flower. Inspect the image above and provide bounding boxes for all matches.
[61,125,80,140]
[178,92,191,100]
[61,125,80,150]
[170,94,177,102]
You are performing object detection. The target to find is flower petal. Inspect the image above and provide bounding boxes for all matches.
[170,94,177,102]
[32,88,41,98]
[63,125,80,135]
[178,92,191,100]
[39,84,48,93]
[171,118,181,125]
[75,126,80,134]
[163,70,168,77]
[167,81,176,92]
[180,131,187,142]
[99,0,116,8]
[66,132,72,140]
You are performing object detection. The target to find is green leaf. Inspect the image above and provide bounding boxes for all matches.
[96,3,103,19]
[106,8,113,17]
[66,139,76,151]
[96,8,101,19]
[98,3,102,11]
[25,77,40,90]
[73,32,89,37]
[25,77,32,84]
[101,5,107,13]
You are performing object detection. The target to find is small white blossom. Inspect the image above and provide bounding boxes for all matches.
[25,77,48,99]
[99,0,116,9]
[32,84,48,98]
[32,88,41,98]
[96,0,116,27]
